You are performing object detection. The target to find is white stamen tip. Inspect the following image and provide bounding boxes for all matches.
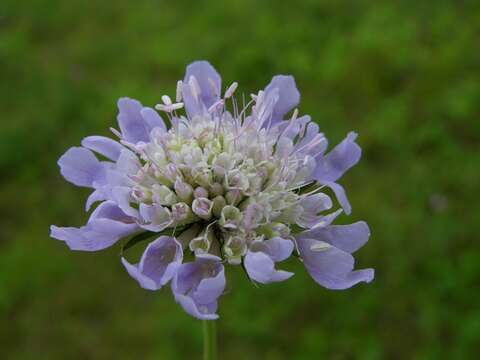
[224,82,238,99]
[291,108,299,121]
[176,80,183,102]
[161,95,172,105]
[155,102,184,113]
[208,100,224,113]
[110,127,122,139]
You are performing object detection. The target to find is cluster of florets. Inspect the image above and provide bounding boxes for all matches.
[51,61,374,320]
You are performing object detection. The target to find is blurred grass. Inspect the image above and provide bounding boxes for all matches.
[1,0,479,359]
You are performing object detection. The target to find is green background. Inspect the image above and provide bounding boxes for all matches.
[1,1,479,359]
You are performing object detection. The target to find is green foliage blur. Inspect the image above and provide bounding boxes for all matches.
[1,0,479,358]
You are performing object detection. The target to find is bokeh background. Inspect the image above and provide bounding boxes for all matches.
[1,0,479,359]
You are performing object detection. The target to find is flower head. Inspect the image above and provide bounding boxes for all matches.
[51,61,374,320]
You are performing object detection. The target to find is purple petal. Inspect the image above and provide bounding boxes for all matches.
[273,115,311,141]
[115,149,141,176]
[81,136,123,161]
[297,221,370,254]
[181,82,204,118]
[264,75,300,123]
[122,236,182,290]
[51,201,137,251]
[244,251,293,284]
[297,237,374,290]
[320,181,352,215]
[174,294,218,320]
[117,97,150,143]
[314,132,361,182]
[192,266,226,304]
[58,147,105,188]
[85,189,107,211]
[138,203,172,232]
[171,254,225,320]
[255,237,294,262]
[297,194,333,228]
[50,218,137,252]
[140,107,166,132]
[89,200,135,224]
[184,61,221,108]
[294,121,329,157]
[112,186,139,218]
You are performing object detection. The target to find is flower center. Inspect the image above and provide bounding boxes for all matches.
[127,114,313,263]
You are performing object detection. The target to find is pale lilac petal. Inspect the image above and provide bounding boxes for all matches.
[184,61,221,108]
[314,132,361,182]
[253,88,279,129]
[297,193,333,228]
[111,186,139,218]
[171,254,225,320]
[264,75,300,123]
[294,121,328,157]
[181,82,204,118]
[51,201,137,251]
[122,236,182,290]
[193,267,226,304]
[138,203,172,232]
[50,218,137,252]
[116,148,141,176]
[273,115,311,141]
[81,136,123,161]
[258,237,294,262]
[320,181,352,215]
[270,270,294,282]
[297,237,374,290]
[89,200,135,224]
[297,221,370,254]
[117,97,150,143]
[306,209,343,229]
[244,251,294,284]
[175,294,218,320]
[85,189,107,211]
[140,107,166,132]
[58,147,105,188]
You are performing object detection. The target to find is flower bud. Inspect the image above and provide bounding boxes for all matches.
[209,182,224,197]
[192,197,213,220]
[131,185,152,202]
[194,186,209,199]
[226,170,249,192]
[189,227,215,255]
[223,235,247,265]
[242,203,264,230]
[171,202,194,225]
[164,163,179,183]
[152,184,178,206]
[218,205,242,229]
[189,235,211,255]
[174,179,193,203]
[192,164,212,188]
[212,196,227,217]
[225,189,242,205]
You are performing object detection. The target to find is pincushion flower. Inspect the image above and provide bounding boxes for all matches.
[51,61,374,320]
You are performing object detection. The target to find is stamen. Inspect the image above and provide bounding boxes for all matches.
[110,127,122,139]
[224,82,238,99]
[155,102,184,113]
[161,95,172,105]
[176,80,183,102]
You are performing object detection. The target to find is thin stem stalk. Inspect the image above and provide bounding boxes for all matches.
[202,320,217,360]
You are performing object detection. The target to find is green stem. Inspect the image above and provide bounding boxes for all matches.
[202,320,217,360]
